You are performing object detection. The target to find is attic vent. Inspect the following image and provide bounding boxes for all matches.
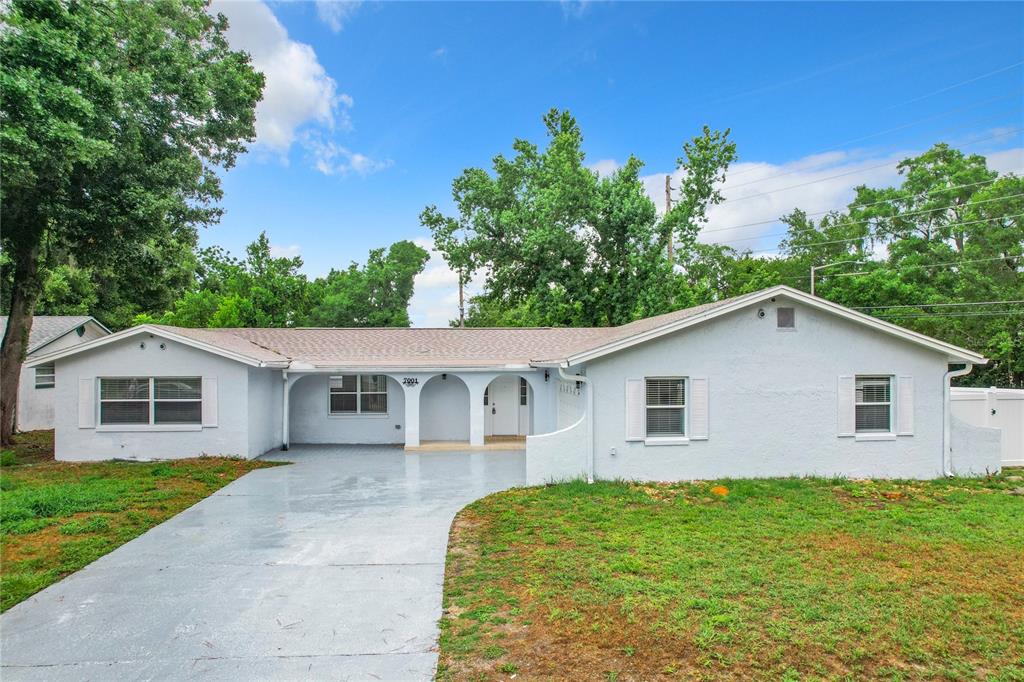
[777,307,795,329]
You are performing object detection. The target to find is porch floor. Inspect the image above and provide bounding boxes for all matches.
[405,436,526,452]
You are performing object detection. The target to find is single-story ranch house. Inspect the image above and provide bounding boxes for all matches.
[27,285,1001,482]
[1,315,110,431]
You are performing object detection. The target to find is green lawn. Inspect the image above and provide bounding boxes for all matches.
[0,431,280,612]
[439,475,1024,681]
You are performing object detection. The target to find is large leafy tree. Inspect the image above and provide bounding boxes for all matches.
[423,109,735,327]
[306,240,430,327]
[0,0,263,442]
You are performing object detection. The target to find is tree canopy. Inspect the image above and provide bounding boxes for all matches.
[0,0,264,442]
[425,112,1023,386]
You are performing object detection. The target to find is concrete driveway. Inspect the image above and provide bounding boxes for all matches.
[0,445,526,681]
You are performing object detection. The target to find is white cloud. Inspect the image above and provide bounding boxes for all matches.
[560,0,591,19]
[270,243,302,259]
[588,158,620,178]
[431,47,448,61]
[315,1,362,33]
[409,237,485,327]
[305,134,392,176]
[212,1,346,153]
[212,1,385,177]
[641,145,1023,255]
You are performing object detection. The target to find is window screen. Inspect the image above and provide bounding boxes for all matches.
[855,376,892,432]
[100,377,151,424]
[330,375,387,414]
[35,364,55,389]
[645,378,685,436]
[777,307,795,328]
[99,377,202,425]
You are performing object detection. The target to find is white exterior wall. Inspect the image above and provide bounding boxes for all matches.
[951,387,1024,467]
[289,374,405,444]
[248,367,284,457]
[420,375,470,442]
[584,298,982,480]
[526,409,589,484]
[53,333,253,461]
[17,321,108,431]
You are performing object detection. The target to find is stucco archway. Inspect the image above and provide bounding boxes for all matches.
[419,373,470,442]
[483,374,535,437]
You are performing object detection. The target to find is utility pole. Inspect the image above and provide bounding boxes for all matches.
[664,175,674,263]
[458,267,465,328]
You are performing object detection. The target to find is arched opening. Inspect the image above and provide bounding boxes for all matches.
[289,373,405,444]
[484,375,534,438]
[419,373,470,442]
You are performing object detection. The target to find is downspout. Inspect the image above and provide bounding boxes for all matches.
[282,369,290,451]
[942,362,973,477]
[559,366,594,484]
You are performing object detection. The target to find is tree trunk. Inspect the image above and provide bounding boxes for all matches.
[1,238,44,445]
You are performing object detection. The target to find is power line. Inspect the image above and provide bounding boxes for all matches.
[700,176,1015,235]
[713,128,1022,207]
[706,192,1024,245]
[854,299,1024,310]
[832,254,1021,274]
[734,213,1024,255]
[874,310,1024,319]
[720,98,1023,191]
[887,60,1024,109]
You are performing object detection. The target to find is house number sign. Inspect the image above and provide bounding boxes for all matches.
[402,378,419,386]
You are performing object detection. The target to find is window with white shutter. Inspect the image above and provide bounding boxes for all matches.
[99,377,203,426]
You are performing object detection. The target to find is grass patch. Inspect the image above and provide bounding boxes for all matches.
[0,430,282,612]
[438,475,1024,680]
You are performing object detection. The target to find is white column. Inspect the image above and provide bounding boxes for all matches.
[468,382,486,447]
[282,370,290,451]
[404,382,423,448]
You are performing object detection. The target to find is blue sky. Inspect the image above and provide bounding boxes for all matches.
[208,1,1023,326]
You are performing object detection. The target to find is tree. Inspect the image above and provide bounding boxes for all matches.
[305,240,429,327]
[423,109,735,327]
[0,0,263,443]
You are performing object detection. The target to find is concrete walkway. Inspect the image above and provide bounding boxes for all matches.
[0,446,526,681]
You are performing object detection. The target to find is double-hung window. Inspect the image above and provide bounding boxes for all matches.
[99,377,202,425]
[855,376,892,433]
[35,363,55,389]
[645,377,686,437]
[330,374,388,415]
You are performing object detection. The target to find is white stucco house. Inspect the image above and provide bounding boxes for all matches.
[1,315,110,431]
[26,286,1002,481]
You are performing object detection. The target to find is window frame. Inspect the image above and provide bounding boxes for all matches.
[97,377,203,430]
[644,376,687,439]
[854,375,893,435]
[35,363,56,389]
[519,377,528,406]
[328,374,389,417]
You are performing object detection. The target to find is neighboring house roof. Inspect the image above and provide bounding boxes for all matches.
[24,286,988,369]
[0,315,110,355]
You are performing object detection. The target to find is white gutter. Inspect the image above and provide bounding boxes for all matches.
[559,366,594,484]
[942,362,974,477]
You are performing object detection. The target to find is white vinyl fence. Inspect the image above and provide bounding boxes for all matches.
[951,387,1024,467]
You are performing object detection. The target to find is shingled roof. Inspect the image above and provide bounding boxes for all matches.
[24,286,988,368]
[147,295,743,368]
[0,316,103,355]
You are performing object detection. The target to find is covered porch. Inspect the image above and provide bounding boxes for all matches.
[280,368,556,451]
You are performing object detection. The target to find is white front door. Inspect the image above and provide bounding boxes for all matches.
[487,376,520,436]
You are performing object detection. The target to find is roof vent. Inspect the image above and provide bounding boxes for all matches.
[777,307,795,329]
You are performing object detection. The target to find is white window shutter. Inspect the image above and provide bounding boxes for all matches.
[78,378,95,428]
[896,376,914,435]
[689,377,709,440]
[202,377,218,427]
[837,375,855,437]
[625,378,645,441]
